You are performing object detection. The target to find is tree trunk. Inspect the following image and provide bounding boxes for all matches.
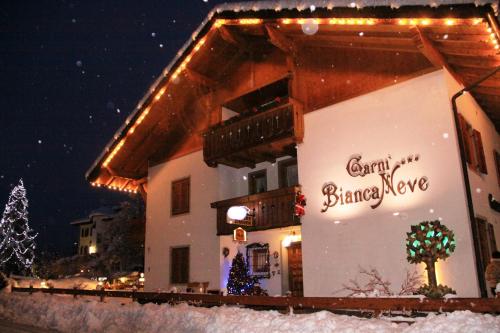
[425,259,438,288]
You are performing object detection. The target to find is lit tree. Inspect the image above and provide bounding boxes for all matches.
[406,220,456,289]
[226,252,254,295]
[0,179,37,275]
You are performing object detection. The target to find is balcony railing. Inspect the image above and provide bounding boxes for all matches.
[203,99,304,168]
[211,186,301,236]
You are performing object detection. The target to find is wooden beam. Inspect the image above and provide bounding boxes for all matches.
[470,85,500,96]
[185,68,217,88]
[437,46,498,58]
[299,39,420,53]
[218,26,251,53]
[411,26,463,85]
[265,25,297,55]
[448,55,500,69]
[138,183,147,203]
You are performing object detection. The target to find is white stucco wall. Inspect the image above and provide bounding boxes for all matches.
[144,151,220,292]
[298,70,480,297]
[444,72,500,252]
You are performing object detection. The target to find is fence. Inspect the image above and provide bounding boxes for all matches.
[11,287,500,315]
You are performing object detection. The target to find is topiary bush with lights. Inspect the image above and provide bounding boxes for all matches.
[406,220,457,298]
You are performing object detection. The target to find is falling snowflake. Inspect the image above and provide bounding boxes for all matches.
[76,60,83,67]
[37,140,42,144]
[151,32,156,37]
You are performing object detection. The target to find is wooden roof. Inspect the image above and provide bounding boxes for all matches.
[86,2,500,194]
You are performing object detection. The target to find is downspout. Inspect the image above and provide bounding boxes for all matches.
[450,65,500,298]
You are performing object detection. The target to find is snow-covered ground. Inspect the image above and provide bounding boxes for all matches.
[0,292,499,333]
[10,275,99,290]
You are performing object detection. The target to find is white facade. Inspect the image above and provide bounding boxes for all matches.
[144,69,498,297]
[145,151,220,291]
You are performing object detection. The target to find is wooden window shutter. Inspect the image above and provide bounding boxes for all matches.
[171,247,189,284]
[171,178,190,215]
[495,151,500,187]
[458,114,474,166]
[472,129,487,174]
[488,223,498,253]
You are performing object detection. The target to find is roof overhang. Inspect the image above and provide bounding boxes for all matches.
[86,0,500,194]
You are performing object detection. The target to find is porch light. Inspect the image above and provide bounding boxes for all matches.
[227,206,250,221]
[282,232,301,247]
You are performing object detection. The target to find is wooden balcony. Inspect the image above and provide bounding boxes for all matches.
[203,100,304,168]
[211,186,301,236]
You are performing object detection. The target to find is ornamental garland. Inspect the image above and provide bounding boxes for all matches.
[295,190,307,217]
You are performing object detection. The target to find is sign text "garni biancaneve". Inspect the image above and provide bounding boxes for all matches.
[321,153,429,212]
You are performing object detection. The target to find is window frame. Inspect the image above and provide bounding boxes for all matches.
[458,114,487,174]
[278,157,298,188]
[246,243,270,279]
[171,177,190,216]
[170,246,190,284]
[248,169,267,195]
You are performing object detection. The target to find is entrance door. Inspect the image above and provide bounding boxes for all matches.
[287,242,303,296]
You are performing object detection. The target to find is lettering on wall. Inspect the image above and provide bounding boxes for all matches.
[321,153,429,212]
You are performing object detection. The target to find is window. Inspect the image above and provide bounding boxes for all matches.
[171,177,190,215]
[495,151,500,187]
[171,246,189,284]
[248,170,267,195]
[81,228,84,237]
[458,114,487,174]
[488,223,497,253]
[278,158,298,188]
[84,228,89,237]
[246,243,270,278]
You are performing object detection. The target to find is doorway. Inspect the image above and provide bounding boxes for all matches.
[287,242,303,296]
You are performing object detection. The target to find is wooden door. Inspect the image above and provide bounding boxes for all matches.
[287,242,303,297]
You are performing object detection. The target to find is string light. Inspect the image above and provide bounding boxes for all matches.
[94,15,493,192]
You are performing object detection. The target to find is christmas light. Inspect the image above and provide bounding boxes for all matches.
[0,179,37,273]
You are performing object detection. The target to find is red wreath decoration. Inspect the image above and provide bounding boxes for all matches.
[295,190,307,217]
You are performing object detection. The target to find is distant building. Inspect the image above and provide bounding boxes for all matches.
[70,207,116,256]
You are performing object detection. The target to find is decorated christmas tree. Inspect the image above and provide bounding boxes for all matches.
[406,220,456,297]
[0,179,37,275]
[226,251,254,295]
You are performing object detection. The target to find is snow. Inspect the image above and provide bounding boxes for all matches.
[0,291,499,333]
[11,276,99,290]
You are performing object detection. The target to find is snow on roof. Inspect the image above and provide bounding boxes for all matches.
[86,0,498,181]
[214,0,497,12]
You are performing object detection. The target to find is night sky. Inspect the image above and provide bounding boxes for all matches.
[0,0,241,256]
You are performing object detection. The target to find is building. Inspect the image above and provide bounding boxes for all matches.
[70,207,115,256]
[86,1,500,297]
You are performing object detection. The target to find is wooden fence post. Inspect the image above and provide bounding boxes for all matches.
[100,289,105,302]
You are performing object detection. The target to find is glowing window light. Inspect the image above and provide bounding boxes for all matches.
[89,245,97,254]
[282,18,292,25]
[445,19,455,26]
[420,19,431,26]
